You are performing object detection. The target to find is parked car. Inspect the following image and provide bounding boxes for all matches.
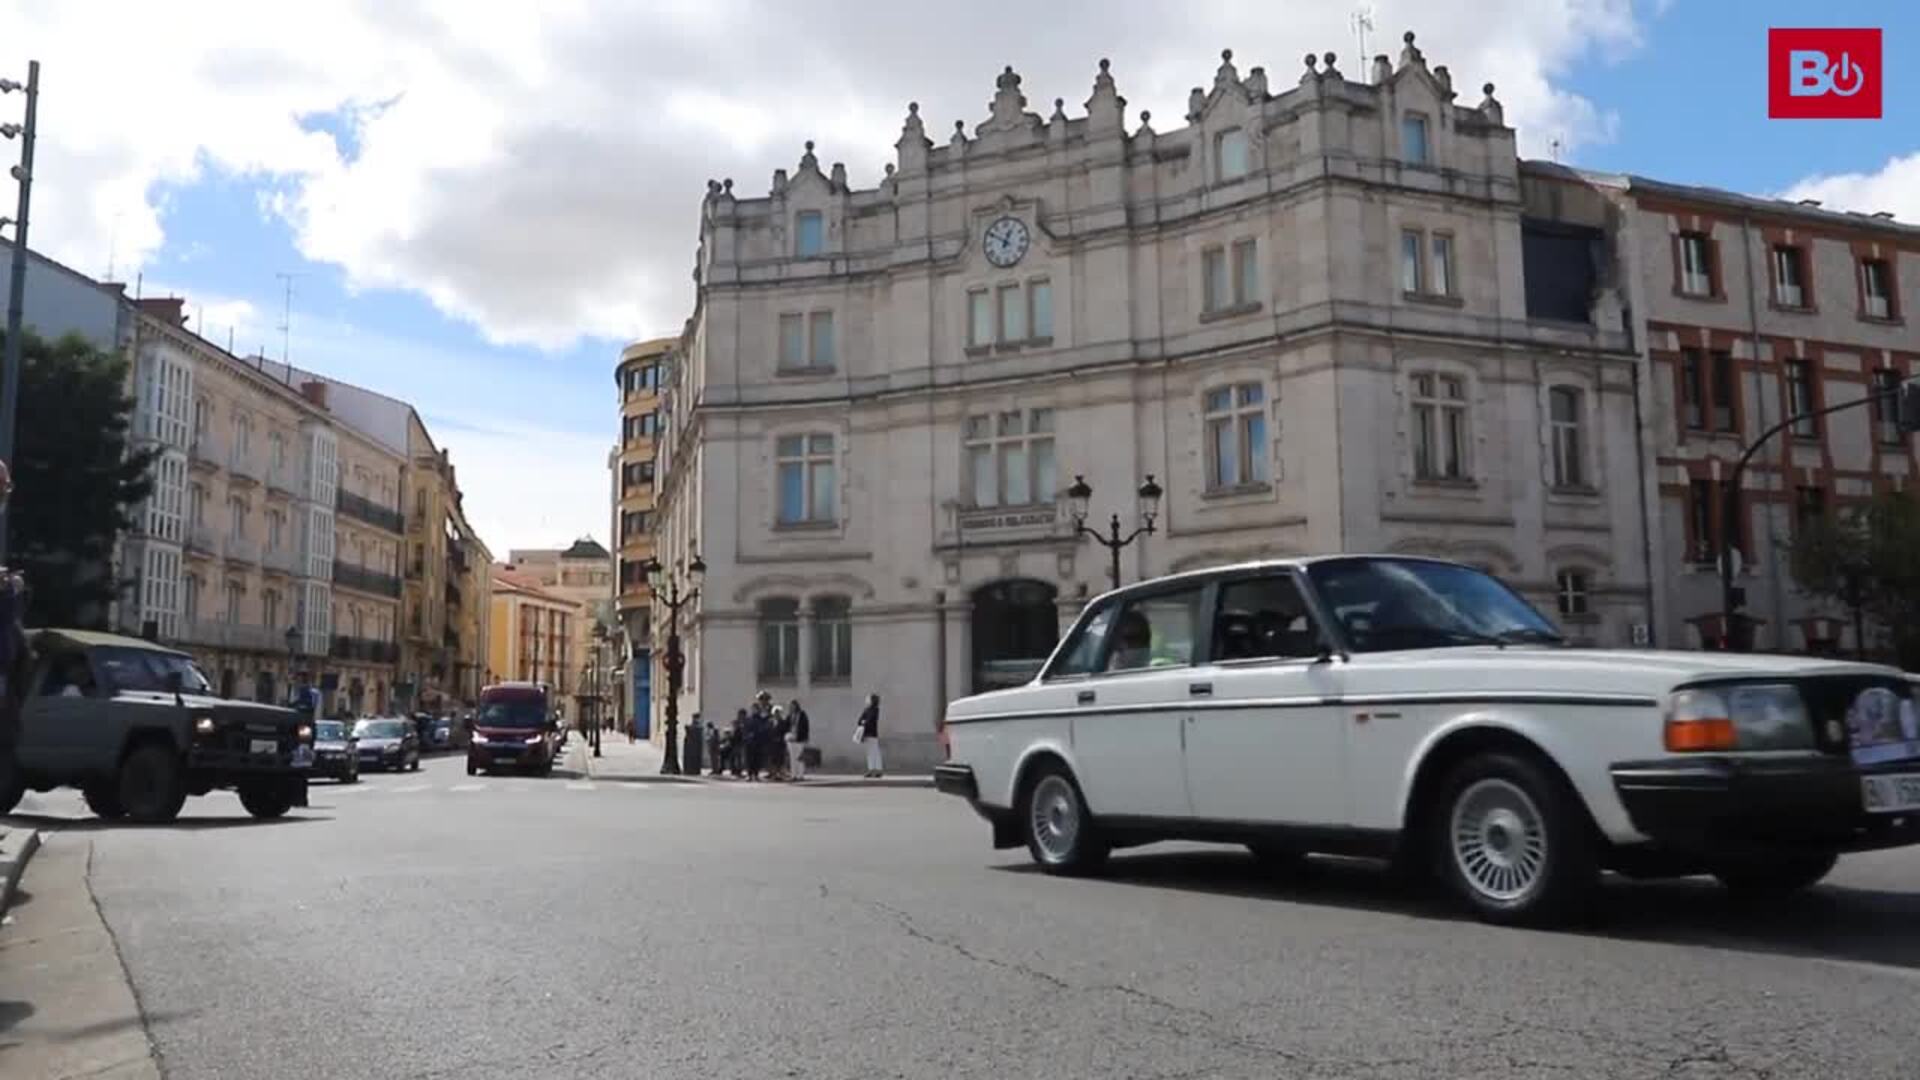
[429,718,452,750]
[311,719,360,783]
[354,717,420,772]
[935,555,1920,926]
[1,629,314,821]
[468,682,558,776]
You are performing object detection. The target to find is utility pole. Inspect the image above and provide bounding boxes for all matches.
[0,60,40,564]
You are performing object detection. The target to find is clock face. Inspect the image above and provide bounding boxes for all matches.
[983,216,1031,268]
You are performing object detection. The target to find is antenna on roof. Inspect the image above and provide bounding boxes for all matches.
[1351,6,1375,69]
[227,326,234,353]
[134,272,142,300]
[275,271,306,364]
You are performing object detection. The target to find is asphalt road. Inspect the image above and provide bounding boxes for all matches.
[8,753,1920,1079]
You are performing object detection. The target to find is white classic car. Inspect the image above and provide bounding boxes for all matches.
[934,555,1920,925]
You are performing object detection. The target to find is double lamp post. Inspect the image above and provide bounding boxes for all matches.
[643,552,703,776]
[1066,474,1163,590]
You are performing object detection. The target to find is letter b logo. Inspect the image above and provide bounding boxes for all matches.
[1771,29,1882,118]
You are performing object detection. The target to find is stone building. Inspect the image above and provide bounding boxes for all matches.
[653,35,1653,772]
[610,337,670,735]
[1521,165,1919,655]
[487,566,577,698]
[504,540,614,715]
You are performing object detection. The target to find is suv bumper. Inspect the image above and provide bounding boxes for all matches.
[1611,755,1920,856]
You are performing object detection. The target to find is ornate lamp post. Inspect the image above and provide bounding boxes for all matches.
[1066,474,1163,589]
[644,552,704,776]
[283,624,299,703]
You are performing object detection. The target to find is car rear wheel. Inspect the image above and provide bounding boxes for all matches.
[82,783,126,819]
[237,782,294,819]
[1435,752,1596,927]
[1711,852,1837,897]
[1019,765,1109,875]
[118,743,188,824]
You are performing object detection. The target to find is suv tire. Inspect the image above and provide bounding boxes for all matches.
[83,782,127,819]
[237,782,294,820]
[118,742,188,824]
[1019,764,1109,876]
[1433,751,1596,927]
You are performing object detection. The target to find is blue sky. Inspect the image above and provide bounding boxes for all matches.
[9,1,1916,556]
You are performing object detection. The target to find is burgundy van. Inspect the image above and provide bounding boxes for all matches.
[467,682,558,777]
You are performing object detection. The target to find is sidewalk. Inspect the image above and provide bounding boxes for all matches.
[580,733,932,787]
[0,823,41,919]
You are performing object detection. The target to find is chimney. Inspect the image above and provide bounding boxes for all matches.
[299,380,329,409]
[135,297,187,326]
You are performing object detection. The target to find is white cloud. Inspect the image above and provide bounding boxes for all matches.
[6,0,1652,350]
[1780,151,1920,225]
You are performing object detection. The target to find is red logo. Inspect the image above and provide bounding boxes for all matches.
[1769,28,1882,119]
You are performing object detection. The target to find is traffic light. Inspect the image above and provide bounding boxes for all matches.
[1900,381,1920,435]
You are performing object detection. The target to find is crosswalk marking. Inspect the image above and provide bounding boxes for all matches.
[565,781,597,791]
[449,783,485,792]
[391,784,430,793]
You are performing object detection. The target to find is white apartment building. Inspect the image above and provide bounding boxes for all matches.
[654,35,1654,772]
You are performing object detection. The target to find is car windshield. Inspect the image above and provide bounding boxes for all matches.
[1304,558,1564,653]
[478,700,547,729]
[315,721,347,741]
[93,647,214,695]
[355,720,406,739]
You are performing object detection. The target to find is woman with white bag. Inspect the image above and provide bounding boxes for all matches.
[854,693,882,778]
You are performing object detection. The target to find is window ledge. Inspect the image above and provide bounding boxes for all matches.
[772,520,839,533]
[1857,313,1905,327]
[1025,336,1055,349]
[775,365,837,378]
[1768,300,1818,316]
[1559,612,1601,626]
[809,676,852,687]
[1199,301,1263,324]
[1201,482,1273,501]
[1402,291,1464,308]
[1548,484,1601,498]
[1412,476,1478,490]
[1672,287,1727,303]
[757,676,799,687]
[991,342,1025,356]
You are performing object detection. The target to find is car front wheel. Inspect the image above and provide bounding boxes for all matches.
[118,743,188,824]
[237,782,294,819]
[1020,766,1109,875]
[83,783,126,819]
[1711,852,1837,897]
[1435,752,1596,926]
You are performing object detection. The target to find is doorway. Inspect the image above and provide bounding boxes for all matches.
[970,579,1060,693]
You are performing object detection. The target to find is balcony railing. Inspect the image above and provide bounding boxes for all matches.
[228,453,263,486]
[262,545,301,576]
[223,536,260,565]
[186,523,220,556]
[266,465,298,497]
[330,635,400,663]
[174,619,285,652]
[188,431,224,472]
[333,560,403,598]
[336,490,404,534]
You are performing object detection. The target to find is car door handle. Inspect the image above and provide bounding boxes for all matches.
[1189,682,1213,697]
[1076,690,1096,705]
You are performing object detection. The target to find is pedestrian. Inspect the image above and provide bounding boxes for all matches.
[706,716,724,776]
[729,708,748,778]
[857,692,883,778]
[786,698,811,782]
[769,705,791,780]
[743,700,769,781]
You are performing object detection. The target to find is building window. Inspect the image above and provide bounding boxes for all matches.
[622,461,654,495]
[775,433,836,525]
[778,313,805,370]
[264,589,280,633]
[1216,127,1250,180]
[965,408,1055,508]
[1429,233,1455,297]
[1410,373,1469,481]
[810,312,835,369]
[794,210,824,257]
[189,483,207,526]
[1203,384,1269,490]
[779,312,834,371]
[997,283,1025,343]
[756,597,800,681]
[621,510,653,542]
[183,574,202,621]
[967,289,992,347]
[1687,477,1718,564]
[1028,279,1053,339]
[1554,570,1591,617]
[1547,386,1586,488]
[224,581,243,623]
[1202,240,1258,313]
[810,595,852,681]
[1400,230,1423,294]
[1678,232,1714,296]
[1772,245,1808,308]
[267,510,284,551]
[1871,369,1903,446]
[1785,359,1819,438]
[1400,113,1430,165]
[1709,350,1736,432]
[1861,258,1895,319]
[1794,485,1827,533]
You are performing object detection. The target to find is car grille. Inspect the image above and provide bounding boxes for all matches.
[1794,674,1913,758]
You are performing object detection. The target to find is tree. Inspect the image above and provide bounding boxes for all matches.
[1786,490,1920,671]
[5,330,157,627]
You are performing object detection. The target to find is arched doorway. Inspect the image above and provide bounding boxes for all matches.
[971,579,1060,693]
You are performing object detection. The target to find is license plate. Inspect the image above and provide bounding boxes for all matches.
[1862,773,1920,814]
[249,738,278,755]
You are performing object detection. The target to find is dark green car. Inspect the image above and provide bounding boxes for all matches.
[0,630,314,822]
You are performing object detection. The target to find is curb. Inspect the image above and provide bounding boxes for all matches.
[0,826,44,920]
[793,776,935,789]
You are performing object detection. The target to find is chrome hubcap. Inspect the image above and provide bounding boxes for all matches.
[1450,778,1548,902]
[1029,775,1080,862]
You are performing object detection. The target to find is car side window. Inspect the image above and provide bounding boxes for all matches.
[1103,587,1205,673]
[1212,575,1321,662]
[1048,604,1115,679]
[40,651,98,698]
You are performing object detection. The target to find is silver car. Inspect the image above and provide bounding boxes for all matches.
[352,718,420,772]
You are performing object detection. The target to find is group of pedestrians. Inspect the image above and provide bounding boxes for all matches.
[702,690,883,781]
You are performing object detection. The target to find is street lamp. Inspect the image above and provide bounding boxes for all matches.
[284,624,299,700]
[644,551,704,776]
[0,60,39,564]
[589,622,609,758]
[1066,474,1163,589]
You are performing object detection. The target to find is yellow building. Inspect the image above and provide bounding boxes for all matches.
[487,566,576,709]
[400,413,495,711]
[611,337,669,735]
[503,541,611,716]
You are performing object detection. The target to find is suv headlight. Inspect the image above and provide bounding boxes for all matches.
[193,715,216,736]
[1665,683,1812,752]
